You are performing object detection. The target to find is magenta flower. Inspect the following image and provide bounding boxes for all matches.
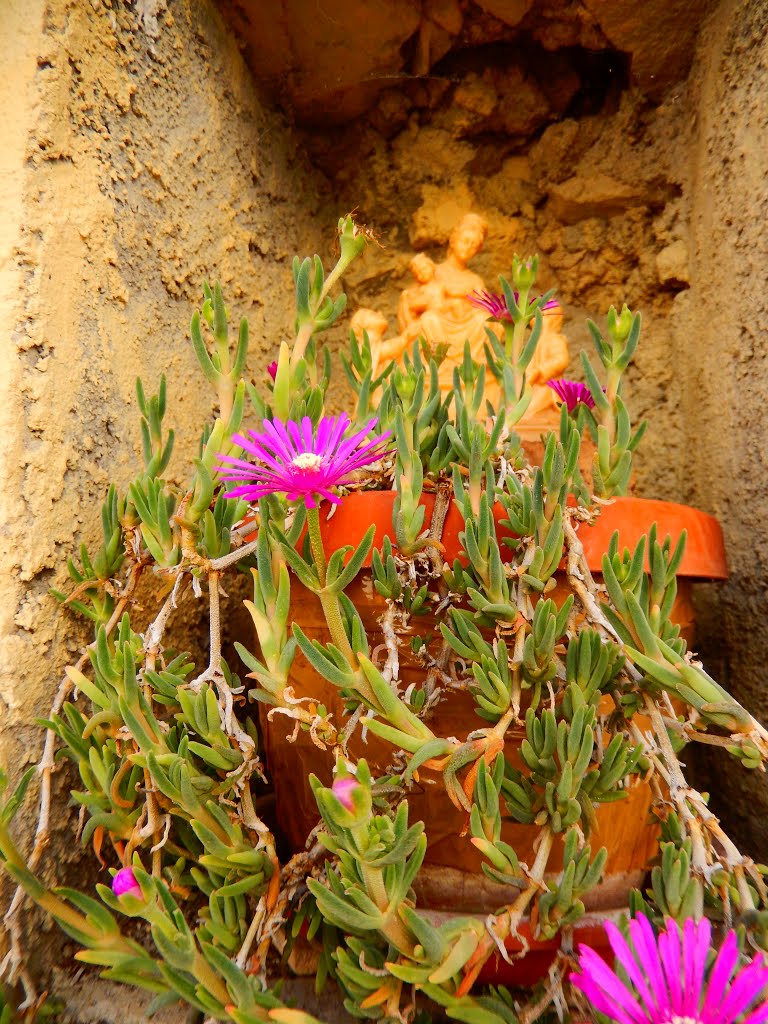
[547,377,595,412]
[332,776,359,811]
[112,866,142,899]
[468,290,511,321]
[468,290,560,321]
[267,361,278,381]
[571,916,768,1024]
[216,415,392,509]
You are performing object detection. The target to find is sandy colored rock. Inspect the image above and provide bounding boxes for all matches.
[656,239,690,284]
[454,73,499,119]
[221,0,422,123]
[583,0,713,98]
[410,182,478,247]
[548,173,652,224]
[524,0,610,51]
[494,65,552,136]
[483,156,539,215]
[473,0,533,27]
[414,0,464,72]
[529,119,585,182]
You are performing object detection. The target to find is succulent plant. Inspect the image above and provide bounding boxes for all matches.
[2,215,768,1023]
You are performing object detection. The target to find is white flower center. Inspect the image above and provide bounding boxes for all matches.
[292,452,324,471]
[659,1017,701,1024]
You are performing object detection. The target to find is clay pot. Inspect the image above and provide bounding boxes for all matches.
[260,490,726,973]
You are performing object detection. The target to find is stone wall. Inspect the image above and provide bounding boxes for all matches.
[681,0,768,855]
[309,84,693,500]
[0,0,330,999]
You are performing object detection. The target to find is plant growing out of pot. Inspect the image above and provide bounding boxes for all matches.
[1,215,766,1024]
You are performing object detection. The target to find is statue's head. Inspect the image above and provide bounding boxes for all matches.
[449,213,487,263]
[409,252,435,284]
[350,307,388,343]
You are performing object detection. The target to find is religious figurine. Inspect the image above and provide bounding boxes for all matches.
[349,307,389,368]
[350,213,570,424]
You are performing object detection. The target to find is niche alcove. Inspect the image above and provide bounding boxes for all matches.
[216,0,768,863]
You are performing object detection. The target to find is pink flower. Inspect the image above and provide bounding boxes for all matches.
[468,290,511,321]
[216,414,392,509]
[467,290,560,321]
[571,916,768,1024]
[267,361,278,381]
[112,866,142,899]
[332,776,359,811]
[547,378,595,412]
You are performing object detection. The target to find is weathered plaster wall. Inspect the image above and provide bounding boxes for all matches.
[680,0,768,856]
[0,0,330,1000]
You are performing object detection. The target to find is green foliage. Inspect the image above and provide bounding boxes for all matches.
[5,216,766,1024]
[576,305,647,497]
[50,484,126,624]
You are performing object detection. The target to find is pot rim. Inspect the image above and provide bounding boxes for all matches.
[315,490,728,580]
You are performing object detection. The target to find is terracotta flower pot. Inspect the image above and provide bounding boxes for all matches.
[434,908,624,988]
[260,490,726,977]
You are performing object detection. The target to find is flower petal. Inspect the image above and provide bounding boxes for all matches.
[717,958,768,1023]
[572,946,648,1024]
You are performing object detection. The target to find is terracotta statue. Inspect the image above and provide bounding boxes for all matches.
[349,307,389,365]
[350,213,569,423]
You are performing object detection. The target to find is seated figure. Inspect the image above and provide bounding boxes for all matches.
[350,213,569,424]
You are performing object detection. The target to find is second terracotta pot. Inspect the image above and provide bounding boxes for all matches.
[261,490,726,917]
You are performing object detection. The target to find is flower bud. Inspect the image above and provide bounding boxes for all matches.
[337,215,368,269]
[393,368,416,401]
[332,776,360,811]
[112,866,142,899]
[267,360,278,381]
[510,254,538,293]
[607,304,634,345]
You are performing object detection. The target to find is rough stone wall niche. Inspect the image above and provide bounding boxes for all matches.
[218,0,768,857]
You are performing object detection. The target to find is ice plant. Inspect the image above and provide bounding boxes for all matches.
[547,377,596,412]
[468,289,560,321]
[571,916,768,1024]
[267,360,278,381]
[216,414,391,509]
[468,289,512,321]
[332,776,359,811]
[7,213,768,1024]
[112,866,141,899]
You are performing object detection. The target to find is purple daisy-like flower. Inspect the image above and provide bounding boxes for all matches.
[112,866,142,899]
[468,289,512,321]
[468,290,561,321]
[547,377,595,412]
[267,360,278,381]
[332,776,359,811]
[571,916,768,1024]
[216,414,392,509]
